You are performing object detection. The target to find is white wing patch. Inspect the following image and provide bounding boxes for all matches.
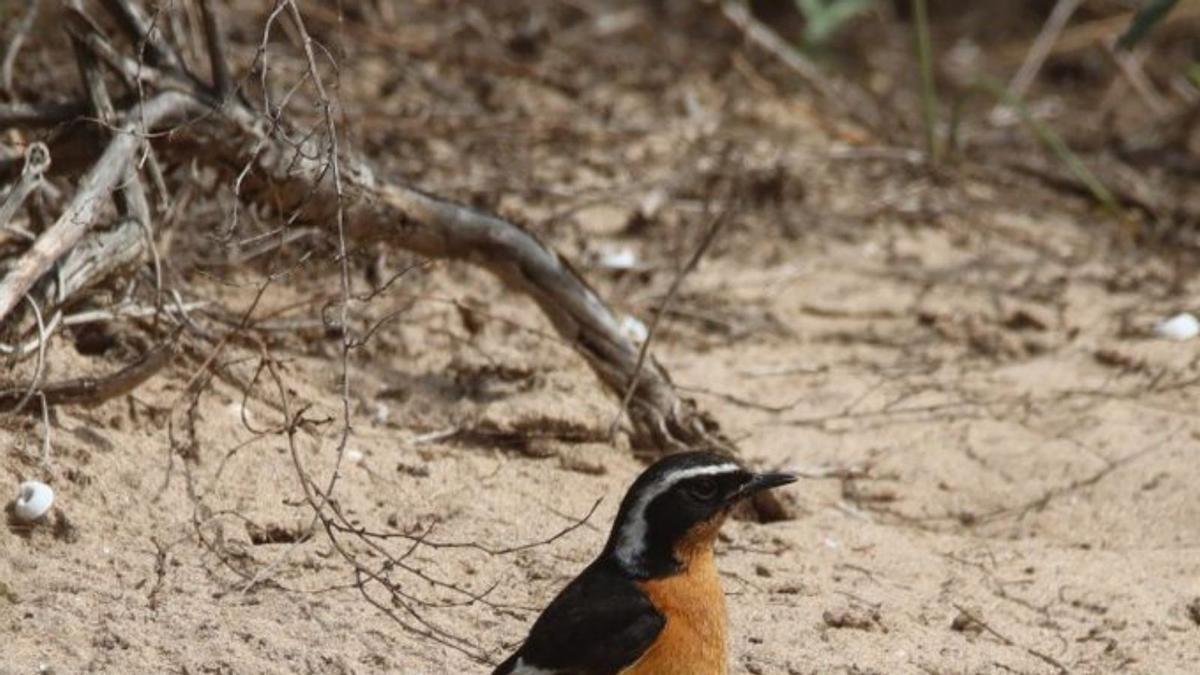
[509,657,556,674]
[614,462,740,574]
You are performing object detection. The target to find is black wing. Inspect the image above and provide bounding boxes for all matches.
[494,563,664,675]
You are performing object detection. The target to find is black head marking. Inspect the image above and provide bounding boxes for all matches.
[603,451,795,578]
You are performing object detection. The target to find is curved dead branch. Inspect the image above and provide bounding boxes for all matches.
[0,0,786,520]
[0,328,179,410]
[212,95,786,519]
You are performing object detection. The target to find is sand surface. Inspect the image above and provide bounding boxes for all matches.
[4,3,1200,674]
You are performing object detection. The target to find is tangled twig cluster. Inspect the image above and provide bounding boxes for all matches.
[0,0,784,661]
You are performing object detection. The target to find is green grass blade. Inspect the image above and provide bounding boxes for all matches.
[979,78,1120,215]
[1117,0,1181,50]
[911,0,940,163]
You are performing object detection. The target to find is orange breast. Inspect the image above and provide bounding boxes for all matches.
[624,548,727,675]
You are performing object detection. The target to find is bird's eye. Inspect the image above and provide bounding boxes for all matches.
[688,478,719,501]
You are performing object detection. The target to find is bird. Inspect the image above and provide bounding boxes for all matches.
[493,451,796,675]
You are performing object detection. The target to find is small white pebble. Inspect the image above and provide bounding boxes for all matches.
[620,315,648,344]
[345,449,364,464]
[13,481,54,523]
[372,402,389,425]
[226,401,256,426]
[1155,312,1200,341]
[599,246,639,271]
[639,188,668,218]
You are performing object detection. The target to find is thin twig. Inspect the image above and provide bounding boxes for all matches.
[98,0,188,75]
[719,0,883,133]
[281,0,356,526]
[1105,43,1171,118]
[15,217,148,333]
[334,497,605,556]
[37,392,52,464]
[1006,0,1083,102]
[2,295,49,415]
[264,346,486,662]
[62,300,206,326]
[0,142,50,233]
[951,604,1070,674]
[0,328,181,409]
[1,0,41,94]
[608,193,734,440]
[0,100,94,128]
[197,0,234,97]
[0,310,61,359]
[720,1,830,98]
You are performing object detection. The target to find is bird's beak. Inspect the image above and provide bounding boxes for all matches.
[730,471,797,502]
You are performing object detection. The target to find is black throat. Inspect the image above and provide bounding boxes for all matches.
[601,532,682,580]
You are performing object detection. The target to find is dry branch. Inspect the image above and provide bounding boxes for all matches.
[718,0,885,134]
[0,92,193,325]
[1005,0,1083,102]
[196,0,233,97]
[0,100,94,129]
[200,78,787,519]
[1,217,148,357]
[94,35,740,458]
[0,0,40,93]
[70,13,155,241]
[25,217,147,318]
[0,0,786,521]
[0,142,50,234]
[0,329,178,410]
[96,0,187,74]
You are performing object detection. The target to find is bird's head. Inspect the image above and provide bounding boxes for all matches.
[603,451,795,579]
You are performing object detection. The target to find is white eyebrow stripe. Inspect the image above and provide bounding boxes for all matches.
[614,462,741,573]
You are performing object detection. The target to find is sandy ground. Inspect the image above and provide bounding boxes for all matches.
[4,3,1200,674]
